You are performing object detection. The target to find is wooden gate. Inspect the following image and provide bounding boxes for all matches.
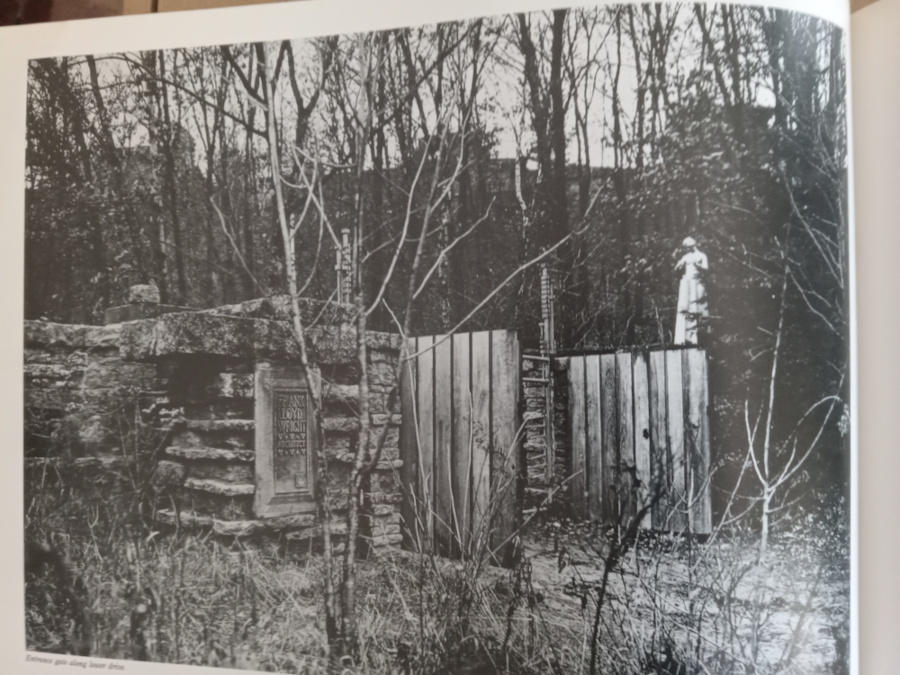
[399,330,521,565]
[567,348,711,535]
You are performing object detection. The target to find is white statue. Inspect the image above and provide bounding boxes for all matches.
[674,237,708,345]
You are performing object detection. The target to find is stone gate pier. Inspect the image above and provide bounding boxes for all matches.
[26,294,404,555]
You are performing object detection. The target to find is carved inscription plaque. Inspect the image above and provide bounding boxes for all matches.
[273,389,310,493]
[254,363,318,518]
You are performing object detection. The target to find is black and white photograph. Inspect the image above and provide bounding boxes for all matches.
[18,1,851,673]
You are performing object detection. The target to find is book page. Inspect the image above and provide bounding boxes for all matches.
[852,0,900,672]
[0,0,854,673]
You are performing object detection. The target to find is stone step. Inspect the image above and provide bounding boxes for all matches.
[179,419,255,432]
[323,384,360,406]
[25,456,134,470]
[184,476,255,497]
[323,413,402,433]
[371,504,397,517]
[176,416,400,435]
[522,377,552,385]
[365,532,403,548]
[155,508,315,538]
[286,521,349,541]
[369,492,403,505]
[524,439,548,451]
[328,452,402,471]
[166,446,255,463]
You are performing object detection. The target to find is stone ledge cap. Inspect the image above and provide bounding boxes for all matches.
[120,311,401,362]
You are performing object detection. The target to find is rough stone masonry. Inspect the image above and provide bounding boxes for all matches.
[24,293,404,555]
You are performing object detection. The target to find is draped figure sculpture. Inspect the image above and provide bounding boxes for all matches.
[674,237,708,345]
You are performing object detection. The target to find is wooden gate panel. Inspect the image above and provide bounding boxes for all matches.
[470,332,492,550]
[568,356,587,517]
[616,352,635,523]
[451,333,472,551]
[684,349,712,534]
[400,330,521,564]
[567,347,711,535]
[490,331,521,565]
[633,352,652,527]
[415,335,435,542]
[400,343,419,550]
[584,355,603,522]
[600,354,618,522]
[648,351,669,530]
[665,350,688,533]
[433,336,453,552]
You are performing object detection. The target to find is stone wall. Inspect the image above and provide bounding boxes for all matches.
[24,297,404,555]
[521,354,571,509]
[522,355,550,497]
[119,309,403,553]
[24,321,159,459]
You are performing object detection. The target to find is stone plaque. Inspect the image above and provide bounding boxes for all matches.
[255,363,318,518]
[273,389,310,494]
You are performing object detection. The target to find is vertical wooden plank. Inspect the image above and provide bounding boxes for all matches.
[697,352,712,536]
[633,352,652,529]
[648,351,669,530]
[416,335,435,549]
[584,355,603,522]
[470,331,492,552]
[684,348,712,535]
[451,333,472,553]
[600,354,618,525]
[616,352,635,525]
[567,356,587,519]
[491,330,520,566]
[665,350,687,533]
[400,338,419,550]
[433,335,453,554]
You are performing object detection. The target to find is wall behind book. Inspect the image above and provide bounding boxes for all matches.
[118,0,900,14]
[0,0,302,25]
[154,0,301,10]
[0,0,879,24]
[853,0,900,672]
[0,0,122,24]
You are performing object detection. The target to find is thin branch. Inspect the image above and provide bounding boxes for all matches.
[210,197,267,296]
[364,133,433,315]
[412,198,495,300]
[406,184,601,360]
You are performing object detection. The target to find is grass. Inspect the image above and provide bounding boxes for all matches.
[25,459,850,675]
[526,513,850,675]
[26,524,569,673]
[24,458,570,674]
